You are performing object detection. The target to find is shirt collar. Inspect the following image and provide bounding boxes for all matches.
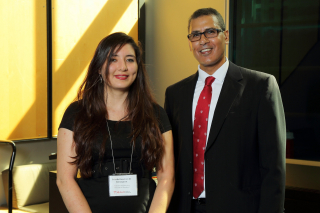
[198,57,229,84]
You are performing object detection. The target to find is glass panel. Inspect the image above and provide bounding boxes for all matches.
[234,0,282,81]
[231,0,320,161]
[0,0,47,140]
[52,0,138,136]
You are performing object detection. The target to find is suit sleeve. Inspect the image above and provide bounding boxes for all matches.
[257,75,286,213]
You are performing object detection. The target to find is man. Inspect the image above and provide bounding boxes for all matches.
[165,8,286,213]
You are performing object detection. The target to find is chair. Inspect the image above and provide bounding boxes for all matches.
[0,140,16,213]
[2,162,56,213]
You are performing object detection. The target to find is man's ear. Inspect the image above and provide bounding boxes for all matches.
[224,30,229,44]
[188,40,192,51]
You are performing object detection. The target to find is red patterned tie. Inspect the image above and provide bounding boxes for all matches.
[193,76,215,198]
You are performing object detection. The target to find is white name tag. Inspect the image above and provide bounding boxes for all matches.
[108,174,138,197]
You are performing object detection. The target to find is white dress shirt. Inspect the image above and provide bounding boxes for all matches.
[192,58,229,198]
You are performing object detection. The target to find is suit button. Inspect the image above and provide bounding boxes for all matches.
[188,192,190,195]
[189,161,192,164]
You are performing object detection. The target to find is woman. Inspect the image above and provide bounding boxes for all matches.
[56,32,174,213]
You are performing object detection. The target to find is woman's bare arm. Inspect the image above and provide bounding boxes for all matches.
[149,130,175,213]
[56,128,92,213]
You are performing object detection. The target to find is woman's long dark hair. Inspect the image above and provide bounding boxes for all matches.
[72,32,164,178]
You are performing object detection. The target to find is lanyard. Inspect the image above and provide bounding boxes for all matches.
[106,120,134,175]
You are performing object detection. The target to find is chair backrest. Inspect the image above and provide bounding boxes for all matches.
[2,162,56,208]
[0,140,16,213]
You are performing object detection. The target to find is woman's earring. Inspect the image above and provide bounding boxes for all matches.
[99,74,103,83]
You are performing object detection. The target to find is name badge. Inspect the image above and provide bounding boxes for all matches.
[108,174,138,197]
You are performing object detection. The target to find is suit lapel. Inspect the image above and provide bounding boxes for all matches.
[179,72,198,163]
[206,62,244,151]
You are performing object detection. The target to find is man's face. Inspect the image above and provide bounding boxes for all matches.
[188,15,229,74]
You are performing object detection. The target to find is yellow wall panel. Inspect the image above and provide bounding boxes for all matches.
[52,0,138,136]
[0,0,47,140]
[145,0,227,105]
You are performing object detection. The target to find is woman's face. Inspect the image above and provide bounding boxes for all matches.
[101,43,138,92]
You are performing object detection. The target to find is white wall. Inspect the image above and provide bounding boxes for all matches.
[0,139,57,206]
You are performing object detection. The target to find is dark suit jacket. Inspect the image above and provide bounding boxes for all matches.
[165,62,286,213]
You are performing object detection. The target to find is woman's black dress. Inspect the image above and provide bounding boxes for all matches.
[59,102,171,213]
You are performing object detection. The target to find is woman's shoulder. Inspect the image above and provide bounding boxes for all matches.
[152,103,166,116]
[68,100,80,110]
[152,103,172,133]
[59,100,81,131]
[152,102,164,110]
[64,100,82,115]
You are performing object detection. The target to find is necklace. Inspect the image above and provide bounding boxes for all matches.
[106,120,134,174]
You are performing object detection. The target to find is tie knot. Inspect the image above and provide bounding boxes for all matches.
[205,76,215,86]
